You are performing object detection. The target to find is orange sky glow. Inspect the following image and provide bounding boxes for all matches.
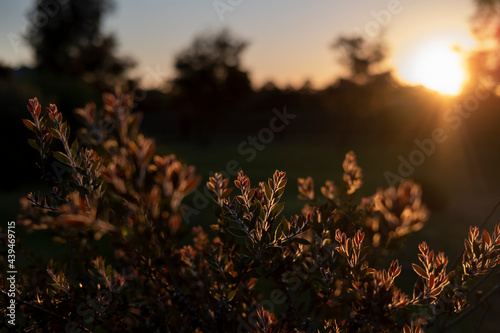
[0,0,478,93]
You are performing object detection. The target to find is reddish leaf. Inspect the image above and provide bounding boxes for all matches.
[484,230,491,246]
[412,263,428,279]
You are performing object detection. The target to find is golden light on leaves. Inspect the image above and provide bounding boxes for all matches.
[17,90,500,331]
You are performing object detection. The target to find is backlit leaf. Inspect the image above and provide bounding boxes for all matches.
[227,289,237,301]
[22,119,35,132]
[270,202,285,217]
[50,128,61,139]
[221,188,233,199]
[264,182,272,201]
[53,151,72,165]
[412,263,428,279]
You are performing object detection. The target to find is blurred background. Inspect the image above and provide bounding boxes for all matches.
[2,0,500,330]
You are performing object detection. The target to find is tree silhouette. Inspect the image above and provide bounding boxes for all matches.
[171,29,252,144]
[332,35,386,84]
[0,62,11,80]
[26,0,134,90]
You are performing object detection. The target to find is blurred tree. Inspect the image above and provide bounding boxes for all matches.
[327,35,399,141]
[0,62,12,80]
[332,35,387,84]
[466,0,500,89]
[465,0,500,91]
[26,0,134,90]
[170,29,252,144]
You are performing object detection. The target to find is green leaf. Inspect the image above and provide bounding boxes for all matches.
[294,238,310,245]
[227,227,248,238]
[22,119,35,132]
[275,186,286,200]
[262,230,271,243]
[90,161,100,174]
[53,151,72,165]
[50,128,61,140]
[27,139,40,151]
[270,202,285,217]
[235,195,245,205]
[254,200,265,220]
[91,177,103,187]
[105,264,112,277]
[280,217,290,235]
[60,122,69,138]
[71,138,79,157]
[264,182,272,201]
[274,223,283,241]
[463,274,482,288]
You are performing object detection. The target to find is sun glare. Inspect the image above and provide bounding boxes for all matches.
[398,42,467,95]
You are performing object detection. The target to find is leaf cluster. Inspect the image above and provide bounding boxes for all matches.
[2,93,500,332]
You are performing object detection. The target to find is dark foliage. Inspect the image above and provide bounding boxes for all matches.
[26,0,134,90]
[1,92,500,332]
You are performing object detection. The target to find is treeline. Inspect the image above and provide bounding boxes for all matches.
[3,0,500,191]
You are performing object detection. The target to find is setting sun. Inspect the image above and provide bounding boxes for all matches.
[397,42,467,95]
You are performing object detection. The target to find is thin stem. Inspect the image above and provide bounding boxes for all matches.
[27,200,60,212]
[440,276,500,331]
[0,289,92,332]
[59,126,84,189]
[224,204,254,241]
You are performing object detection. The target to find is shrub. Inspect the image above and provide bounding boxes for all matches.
[2,91,500,332]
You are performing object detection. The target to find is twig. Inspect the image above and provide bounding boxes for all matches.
[440,275,500,331]
[0,288,92,332]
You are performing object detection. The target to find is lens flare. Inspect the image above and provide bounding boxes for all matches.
[398,42,467,95]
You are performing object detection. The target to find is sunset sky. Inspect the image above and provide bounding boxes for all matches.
[0,0,478,90]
